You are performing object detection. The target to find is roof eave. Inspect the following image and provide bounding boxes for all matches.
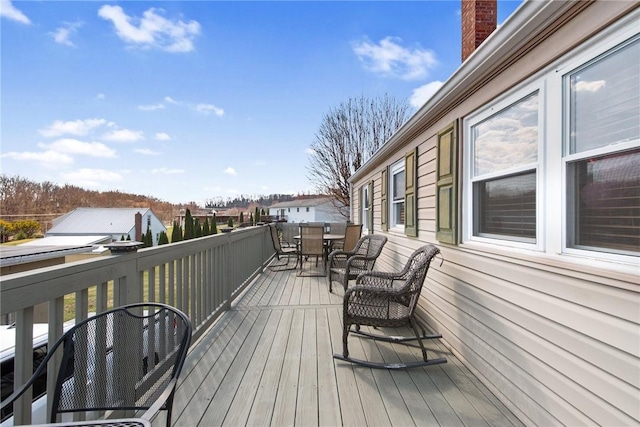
[350,0,583,183]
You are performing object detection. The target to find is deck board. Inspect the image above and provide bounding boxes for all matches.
[168,261,526,427]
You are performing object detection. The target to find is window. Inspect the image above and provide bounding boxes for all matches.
[463,19,639,260]
[390,160,405,229]
[306,207,309,212]
[467,90,541,245]
[361,182,372,232]
[296,208,299,212]
[564,36,639,255]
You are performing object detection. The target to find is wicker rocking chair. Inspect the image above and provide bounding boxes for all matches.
[333,244,447,369]
[327,234,387,293]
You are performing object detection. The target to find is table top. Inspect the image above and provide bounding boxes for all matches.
[294,234,344,240]
[28,418,151,427]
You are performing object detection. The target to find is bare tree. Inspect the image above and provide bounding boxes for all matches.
[307,94,410,218]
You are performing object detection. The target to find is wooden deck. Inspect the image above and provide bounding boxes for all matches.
[168,259,524,427]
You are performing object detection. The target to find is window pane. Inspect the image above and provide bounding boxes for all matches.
[473,93,538,177]
[568,148,640,254]
[392,170,405,200]
[570,38,639,154]
[393,201,405,226]
[474,172,536,240]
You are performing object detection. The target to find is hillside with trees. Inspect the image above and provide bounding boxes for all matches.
[0,175,312,236]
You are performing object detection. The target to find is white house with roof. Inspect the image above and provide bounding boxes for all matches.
[268,197,345,223]
[46,207,166,246]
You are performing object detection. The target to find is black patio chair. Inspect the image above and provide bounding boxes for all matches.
[333,244,447,369]
[268,224,297,271]
[327,234,387,293]
[1,303,192,427]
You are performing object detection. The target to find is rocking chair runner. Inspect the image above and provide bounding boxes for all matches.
[327,234,387,293]
[334,244,447,369]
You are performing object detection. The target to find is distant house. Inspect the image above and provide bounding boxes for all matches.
[268,197,345,223]
[47,207,166,246]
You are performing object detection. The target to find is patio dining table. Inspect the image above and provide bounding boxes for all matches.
[293,233,344,261]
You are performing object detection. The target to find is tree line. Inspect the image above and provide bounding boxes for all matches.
[0,174,176,224]
[204,194,296,208]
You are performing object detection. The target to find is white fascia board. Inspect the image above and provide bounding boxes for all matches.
[351,0,577,183]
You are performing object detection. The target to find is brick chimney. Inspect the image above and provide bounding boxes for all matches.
[135,212,142,242]
[462,0,497,61]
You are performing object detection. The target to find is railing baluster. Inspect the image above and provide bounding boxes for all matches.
[1,226,274,423]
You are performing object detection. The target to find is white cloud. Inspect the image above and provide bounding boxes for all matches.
[575,80,606,93]
[39,118,107,138]
[60,168,123,188]
[101,128,144,142]
[410,81,444,108]
[155,132,171,141]
[195,103,224,116]
[352,36,437,80]
[98,5,201,53]
[152,167,184,174]
[0,150,73,168]
[305,148,316,156]
[50,21,83,47]
[164,96,179,104]
[224,167,237,175]
[134,148,161,155]
[39,138,116,158]
[138,103,165,111]
[96,93,105,100]
[0,0,30,24]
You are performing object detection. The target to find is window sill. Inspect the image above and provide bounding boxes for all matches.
[457,240,639,287]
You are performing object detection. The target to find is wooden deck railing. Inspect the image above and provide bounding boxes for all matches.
[0,225,273,425]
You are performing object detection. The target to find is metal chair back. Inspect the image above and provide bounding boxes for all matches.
[342,224,363,252]
[298,224,324,258]
[1,303,192,427]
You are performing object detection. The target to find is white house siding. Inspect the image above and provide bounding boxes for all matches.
[350,2,639,426]
[315,202,345,223]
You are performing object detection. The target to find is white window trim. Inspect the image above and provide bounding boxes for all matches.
[462,12,639,265]
[558,29,640,262]
[463,80,545,251]
[361,184,370,233]
[390,159,405,231]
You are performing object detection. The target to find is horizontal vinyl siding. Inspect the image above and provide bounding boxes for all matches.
[350,3,640,426]
[420,252,639,425]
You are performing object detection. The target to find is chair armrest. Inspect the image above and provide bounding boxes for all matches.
[354,269,406,288]
[140,377,177,421]
[344,254,380,271]
[328,248,357,261]
[343,283,404,308]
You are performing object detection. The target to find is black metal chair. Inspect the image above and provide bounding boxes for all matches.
[1,303,192,427]
[333,245,447,369]
[268,224,297,271]
[327,234,387,293]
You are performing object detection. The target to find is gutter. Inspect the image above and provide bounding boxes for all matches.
[350,0,587,183]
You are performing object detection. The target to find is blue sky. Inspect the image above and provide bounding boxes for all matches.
[1,0,523,205]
